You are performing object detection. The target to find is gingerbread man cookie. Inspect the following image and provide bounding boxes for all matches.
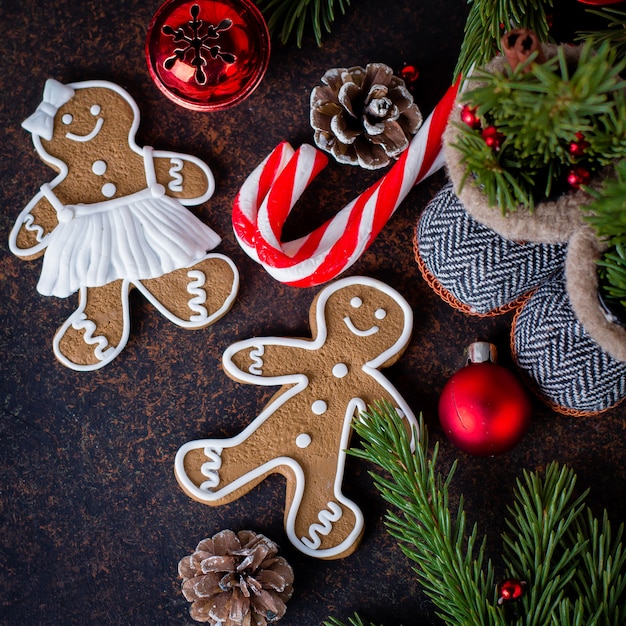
[175,276,417,559]
[9,79,239,371]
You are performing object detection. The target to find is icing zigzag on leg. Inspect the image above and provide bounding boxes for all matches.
[301,501,343,550]
[186,269,209,322]
[200,446,223,490]
[71,312,115,361]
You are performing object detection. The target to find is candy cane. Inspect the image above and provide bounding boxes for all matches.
[232,79,460,287]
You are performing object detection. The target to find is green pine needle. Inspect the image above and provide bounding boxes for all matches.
[578,7,626,60]
[453,41,626,213]
[584,158,626,311]
[323,400,626,626]
[324,613,384,626]
[454,0,554,81]
[254,0,351,47]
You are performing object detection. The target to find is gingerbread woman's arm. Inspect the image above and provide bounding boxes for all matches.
[151,149,215,204]
[8,185,61,259]
[223,337,317,386]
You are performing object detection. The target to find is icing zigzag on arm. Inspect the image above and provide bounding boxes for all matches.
[248,345,265,375]
[22,213,46,243]
[168,158,184,192]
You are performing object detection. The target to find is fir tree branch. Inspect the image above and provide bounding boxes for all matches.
[324,613,384,626]
[254,0,351,47]
[584,158,626,310]
[571,509,626,626]
[453,41,626,212]
[349,401,502,626]
[338,401,626,626]
[578,7,626,60]
[454,0,553,81]
[501,463,589,625]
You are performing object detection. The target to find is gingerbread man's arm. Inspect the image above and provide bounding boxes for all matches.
[361,365,420,449]
[223,337,317,386]
[152,149,215,205]
[9,187,60,259]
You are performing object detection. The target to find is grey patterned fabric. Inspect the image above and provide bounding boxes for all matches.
[512,272,626,413]
[416,184,567,314]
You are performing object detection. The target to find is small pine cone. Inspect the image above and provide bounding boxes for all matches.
[178,530,294,625]
[310,62,423,170]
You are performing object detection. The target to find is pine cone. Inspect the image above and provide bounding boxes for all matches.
[178,530,295,625]
[310,62,423,170]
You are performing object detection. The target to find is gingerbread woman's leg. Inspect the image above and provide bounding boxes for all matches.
[134,253,239,329]
[53,280,131,371]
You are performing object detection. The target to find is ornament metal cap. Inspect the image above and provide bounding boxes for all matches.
[466,341,497,364]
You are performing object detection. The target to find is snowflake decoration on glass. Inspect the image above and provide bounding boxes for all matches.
[162,4,237,85]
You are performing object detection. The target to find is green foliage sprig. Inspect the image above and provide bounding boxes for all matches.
[254,0,351,47]
[584,158,626,311]
[453,41,626,213]
[578,7,626,61]
[454,0,553,81]
[325,400,626,626]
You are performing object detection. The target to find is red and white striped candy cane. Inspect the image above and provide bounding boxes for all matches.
[232,79,460,287]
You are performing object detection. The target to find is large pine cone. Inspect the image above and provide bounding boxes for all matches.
[310,62,423,170]
[178,530,295,625]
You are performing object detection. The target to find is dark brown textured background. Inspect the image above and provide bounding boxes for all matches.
[0,1,624,624]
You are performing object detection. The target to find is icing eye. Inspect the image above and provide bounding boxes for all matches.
[61,113,73,125]
[375,308,387,320]
[90,104,101,116]
[350,297,362,308]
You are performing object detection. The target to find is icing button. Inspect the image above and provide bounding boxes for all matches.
[332,363,348,378]
[101,182,117,198]
[295,433,312,449]
[311,400,327,415]
[92,160,107,176]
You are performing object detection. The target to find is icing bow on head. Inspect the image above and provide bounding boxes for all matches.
[22,79,75,141]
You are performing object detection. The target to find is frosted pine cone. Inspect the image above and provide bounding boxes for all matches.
[310,62,423,170]
[178,530,295,625]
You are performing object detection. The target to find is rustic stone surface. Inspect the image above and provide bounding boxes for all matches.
[0,1,623,624]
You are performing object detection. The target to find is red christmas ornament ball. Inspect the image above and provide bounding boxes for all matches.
[439,345,531,456]
[145,0,270,111]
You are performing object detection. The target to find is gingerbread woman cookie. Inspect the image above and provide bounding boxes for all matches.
[9,78,239,371]
[175,276,417,559]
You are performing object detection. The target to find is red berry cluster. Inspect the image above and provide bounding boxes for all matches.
[567,132,591,189]
[461,105,504,151]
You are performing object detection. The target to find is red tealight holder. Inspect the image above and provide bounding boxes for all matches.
[146,0,270,111]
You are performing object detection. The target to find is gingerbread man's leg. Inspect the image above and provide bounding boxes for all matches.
[175,400,365,559]
[53,280,131,371]
[134,254,239,329]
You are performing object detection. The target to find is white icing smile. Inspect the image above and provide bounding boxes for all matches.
[65,117,104,142]
[343,315,379,337]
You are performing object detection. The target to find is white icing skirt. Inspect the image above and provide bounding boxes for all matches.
[37,189,221,298]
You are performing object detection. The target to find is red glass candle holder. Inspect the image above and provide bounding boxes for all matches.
[146,0,270,111]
